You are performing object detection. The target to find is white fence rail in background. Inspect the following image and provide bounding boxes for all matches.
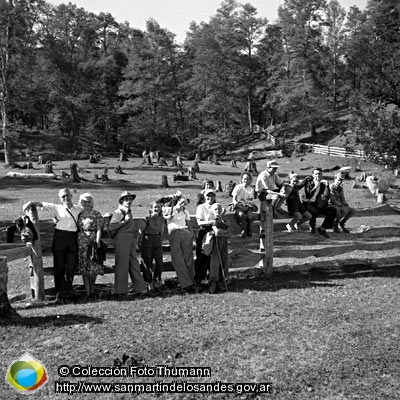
[279,140,365,160]
[306,143,365,159]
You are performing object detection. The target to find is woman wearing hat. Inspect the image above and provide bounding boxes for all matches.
[77,193,104,298]
[109,191,147,296]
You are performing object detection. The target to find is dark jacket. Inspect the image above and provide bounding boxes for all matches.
[303,177,330,209]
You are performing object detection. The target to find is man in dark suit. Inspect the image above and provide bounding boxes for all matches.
[302,168,337,238]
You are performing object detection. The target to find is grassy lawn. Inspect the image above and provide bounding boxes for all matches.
[1,153,399,399]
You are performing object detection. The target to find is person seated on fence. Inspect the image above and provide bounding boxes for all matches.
[231,171,258,238]
[208,203,231,294]
[195,189,217,289]
[23,188,83,303]
[302,167,337,238]
[197,179,215,205]
[162,192,197,293]
[329,172,355,233]
[109,191,147,297]
[255,160,287,218]
[138,201,166,291]
[77,193,104,298]
[284,172,312,233]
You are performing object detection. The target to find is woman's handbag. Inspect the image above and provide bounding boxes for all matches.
[201,231,214,256]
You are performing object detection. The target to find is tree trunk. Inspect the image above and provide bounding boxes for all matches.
[1,99,13,166]
[161,175,169,187]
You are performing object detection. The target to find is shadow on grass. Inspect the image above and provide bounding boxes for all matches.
[0,313,103,327]
[229,265,400,293]
[0,177,182,192]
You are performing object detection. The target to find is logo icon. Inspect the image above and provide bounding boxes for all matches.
[6,352,48,394]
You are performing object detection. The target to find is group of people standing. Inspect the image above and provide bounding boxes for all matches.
[21,159,354,302]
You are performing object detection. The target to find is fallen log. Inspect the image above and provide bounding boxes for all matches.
[6,172,57,179]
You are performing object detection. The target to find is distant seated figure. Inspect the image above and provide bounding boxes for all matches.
[143,154,153,165]
[212,154,220,165]
[230,159,238,168]
[192,160,200,173]
[329,172,355,233]
[158,156,168,166]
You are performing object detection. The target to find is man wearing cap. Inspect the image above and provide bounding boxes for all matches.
[23,188,83,301]
[329,172,355,233]
[255,160,286,218]
[302,168,337,238]
[109,191,147,296]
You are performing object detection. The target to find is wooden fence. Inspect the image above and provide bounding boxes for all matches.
[1,205,274,301]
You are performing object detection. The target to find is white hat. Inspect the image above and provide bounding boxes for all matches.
[118,191,136,204]
[266,160,279,168]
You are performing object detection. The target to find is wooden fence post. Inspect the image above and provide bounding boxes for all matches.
[259,200,273,277]
[0,256,19,319]
[25,205,45,301]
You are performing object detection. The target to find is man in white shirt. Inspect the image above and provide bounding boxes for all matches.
[255,160,286,218]
[23,188,82,302]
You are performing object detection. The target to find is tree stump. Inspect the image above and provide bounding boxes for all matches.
[70,163,81,182]
[216,180,223,192]
[0,256,20,319]
[119,151,128,162]
[245,161,257,173]
[188,167,197,180]
[161,175,169,187]
[44,161,53,174]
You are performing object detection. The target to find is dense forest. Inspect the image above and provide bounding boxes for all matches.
[0,0,399,166]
